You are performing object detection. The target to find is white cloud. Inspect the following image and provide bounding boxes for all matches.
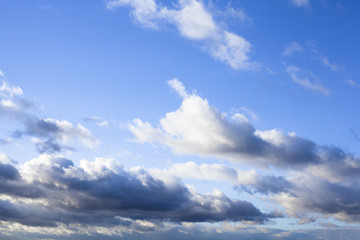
[107,0,256,70]
[107,0,159,28]
[129,79,323,168]
[346,79,360,88]
[162,0,218,40]
[0,81,23,98]
[0,69,4,77]
[84,116,109,127]
[291,0,309,8]
[282,41,303,56]
[168,78,188,98]
[308,42,342,71]
[319,56,342,71]
[286,65,330,95]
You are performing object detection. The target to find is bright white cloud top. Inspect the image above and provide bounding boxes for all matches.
[0,0,360,239]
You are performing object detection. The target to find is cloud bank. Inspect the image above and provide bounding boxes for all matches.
[0,153,278,231]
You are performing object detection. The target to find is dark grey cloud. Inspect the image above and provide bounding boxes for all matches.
[0,155,278,228]
[236,175,292,195]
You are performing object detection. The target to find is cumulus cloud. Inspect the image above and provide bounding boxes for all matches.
[286,65,330,95]
[128,79,360,222]
[106,0,257,70]
[0,153,278,232]
[129,79,322,168]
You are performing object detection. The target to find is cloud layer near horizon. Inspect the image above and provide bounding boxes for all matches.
[0,153,278,230]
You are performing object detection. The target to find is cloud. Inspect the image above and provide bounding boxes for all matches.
[159,161,291,195]
[158,156,360,222]
[346,80,360,88]
[286,65,330,95]
[0,153,278,231]
[282,41,303,56]
[0,75,98,153]
[129,79,324,168]
[127,79,360,222]
[291,0,310,8]
[308,42,342,71]
[0,80,30,119]
[13,117,99,153]
[83,116,109,127]
[107,0,257,70]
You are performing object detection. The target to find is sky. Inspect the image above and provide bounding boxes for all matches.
[0,0,360,239]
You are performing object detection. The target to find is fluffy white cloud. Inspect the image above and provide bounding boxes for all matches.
[129,79,321,168]
[107,0,256,70]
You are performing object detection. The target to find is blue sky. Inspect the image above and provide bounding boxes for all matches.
[1,0,360,239]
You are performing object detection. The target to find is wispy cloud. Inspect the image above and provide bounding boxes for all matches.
[106,0,257,70]
[282,41,303,56]
[308,42,343,71]
[84,116,110,128]
[346,79,360,88]
[286,65,330,95]
[290,0,310,8]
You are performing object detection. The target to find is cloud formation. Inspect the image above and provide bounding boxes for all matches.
[158,158,360,223]
[0,76,98,153]
[0,153,278,231]
[282,41,303,56]
[285,65,330,95]
[129,78,322,168]
[128,79,360,222]
[107,0,256,70]
[291,0,310,8]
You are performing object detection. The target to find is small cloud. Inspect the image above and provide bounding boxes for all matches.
[240,106,259,122]
[38,4,62,16]
[319,56,342,71]
[286,65,330,95]
[83,116,109,128]
[282,41,303,56]
[346,79,360,88]
[308,42,343,71]
[290,0,310,8]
